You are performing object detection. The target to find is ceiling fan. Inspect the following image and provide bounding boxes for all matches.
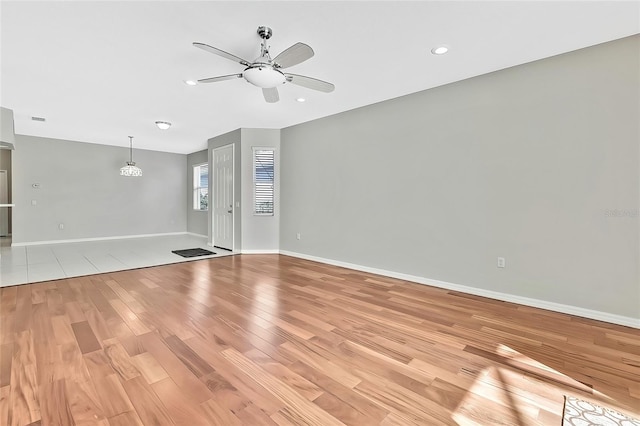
[193,26,335,103]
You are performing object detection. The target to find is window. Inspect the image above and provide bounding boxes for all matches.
[253,148,274,215]
[193,163,208,211]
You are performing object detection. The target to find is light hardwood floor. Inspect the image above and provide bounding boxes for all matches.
[1,254,639,425]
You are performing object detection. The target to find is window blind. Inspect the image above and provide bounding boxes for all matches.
[254,149,274,215]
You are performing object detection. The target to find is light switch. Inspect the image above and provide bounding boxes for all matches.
[31,200,37,206]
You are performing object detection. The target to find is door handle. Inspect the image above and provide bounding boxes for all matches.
[227,209,232,214]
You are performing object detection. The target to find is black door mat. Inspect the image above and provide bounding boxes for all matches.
[171,248,216,258]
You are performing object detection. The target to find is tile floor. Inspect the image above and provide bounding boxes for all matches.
[0,234,235,287]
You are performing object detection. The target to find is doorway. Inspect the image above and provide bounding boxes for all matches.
[0,169,10,245]
[212,144,234,251]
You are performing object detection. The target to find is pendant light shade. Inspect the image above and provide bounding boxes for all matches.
[120,136,142,177]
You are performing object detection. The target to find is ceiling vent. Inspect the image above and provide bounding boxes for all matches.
[31,116,46,122]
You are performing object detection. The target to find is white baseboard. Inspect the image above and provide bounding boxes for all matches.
[241,249,280,254]
[12,232,190,247]
[186,233,208,239]
[279,250,640,329]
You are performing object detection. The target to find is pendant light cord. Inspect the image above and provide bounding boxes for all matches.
[128,136,134,163]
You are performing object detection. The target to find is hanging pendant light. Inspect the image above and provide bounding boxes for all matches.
[120,136,142,177]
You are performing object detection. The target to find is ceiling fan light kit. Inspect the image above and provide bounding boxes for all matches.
[193,26,334,103]
[243,66,286,88]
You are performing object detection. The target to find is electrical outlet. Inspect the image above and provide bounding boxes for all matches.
[497,257,506,268]
[296,233,301,240]
[58,223,64,230]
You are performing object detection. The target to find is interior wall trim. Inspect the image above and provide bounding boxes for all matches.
[279,250,640,329]
[11,231,193,247]
[186,232,208,239]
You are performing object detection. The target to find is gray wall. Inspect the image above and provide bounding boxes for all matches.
[208,129,242,251]
[13,135,187,243]
[280,35,640,319]
[205,128,281,252]
[187,149,208,236]
[240,129,280,252]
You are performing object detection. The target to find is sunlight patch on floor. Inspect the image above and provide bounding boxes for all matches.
[451,344,619,425]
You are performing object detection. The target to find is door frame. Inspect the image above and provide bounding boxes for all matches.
[212,143,235,251]
[0,170,8,237]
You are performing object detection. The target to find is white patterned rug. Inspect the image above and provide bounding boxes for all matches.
[563,396,640,426]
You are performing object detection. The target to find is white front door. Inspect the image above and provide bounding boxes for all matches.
[213,144,234,250]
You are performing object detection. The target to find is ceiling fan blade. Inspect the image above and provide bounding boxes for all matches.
[193,42,250,66]
[262,87,279,103]
[273,43,314,69]
[285,73,335,93]
[197,74,243,83]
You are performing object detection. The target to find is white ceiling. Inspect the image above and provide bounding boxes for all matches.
[1,1,638,154]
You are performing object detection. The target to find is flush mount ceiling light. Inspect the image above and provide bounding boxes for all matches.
[120,136,142,177]
[184,80,197,86]
[296,97,306,103]
[431,46,449,55]
[155,121,171,130]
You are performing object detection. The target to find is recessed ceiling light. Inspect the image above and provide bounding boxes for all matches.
[184,80,197,86]
[155,121,172,130]
[296,97,306,103]
[431,46,449,55]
